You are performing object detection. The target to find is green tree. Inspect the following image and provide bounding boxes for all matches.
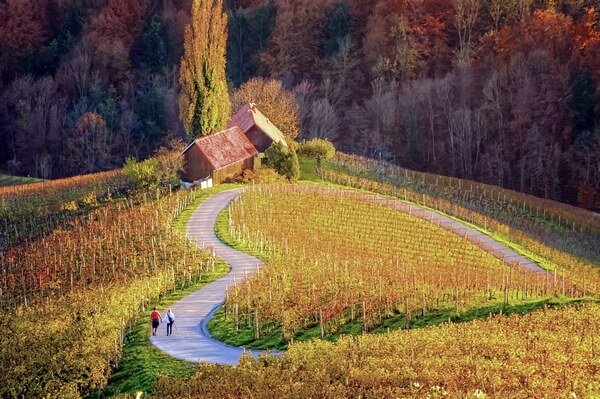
[42,0,83,74]
[227,1,276,86]
[136,85,166,148]
[320,2,353,57]
[123,156,160,190]
[265,141,299,181]
[179,0,231,139]
[133,15,169,73]
[569,68,598,139]
[19,45,36,75]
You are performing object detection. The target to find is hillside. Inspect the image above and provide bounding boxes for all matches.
[0,0,599,209]
[0,0,599,397]
[0,156,597,397]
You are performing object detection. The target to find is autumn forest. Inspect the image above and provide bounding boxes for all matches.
[0,0,599,209]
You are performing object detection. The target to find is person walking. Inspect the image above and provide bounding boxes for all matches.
[150,307,161,336]
[163,308,175,336]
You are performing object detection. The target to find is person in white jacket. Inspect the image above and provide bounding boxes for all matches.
[163,309,175,336]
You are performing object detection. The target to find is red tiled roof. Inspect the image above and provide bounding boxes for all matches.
[228,103,288,147]
[184,126,258,170]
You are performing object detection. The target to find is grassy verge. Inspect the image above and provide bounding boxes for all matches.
[298,157,323,182]
[214,206,267,261]
[90,265,228,398]
[298,156,352,187]
[90,184,242,398]
[0,172,45,186]
[171,183,243,235]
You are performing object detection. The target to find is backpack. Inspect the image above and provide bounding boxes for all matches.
[168,314,174,323]
[151,311,159,320]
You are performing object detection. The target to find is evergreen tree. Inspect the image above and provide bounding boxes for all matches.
[40,0,83,74]
[179,0,231,139]
[136,85,166,148]
[133,15,168,73]
[227,1,276,87]
[569,68,598,139]
[265,141,299,181]
[320,2,353,57]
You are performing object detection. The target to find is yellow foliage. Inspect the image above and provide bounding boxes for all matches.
[179,0,231,137]
[231,78,300,139]
[154,304,600,398]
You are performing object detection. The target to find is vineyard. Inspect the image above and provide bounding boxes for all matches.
[0,184,228,398]
[319,164,600,293]
[329,153,600,264]
[0,170,131,250]
[1,156,598,398]
[156,303,600,398]
[209,185,593,348]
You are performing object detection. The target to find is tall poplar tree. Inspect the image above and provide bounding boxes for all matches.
[179,0,230,139]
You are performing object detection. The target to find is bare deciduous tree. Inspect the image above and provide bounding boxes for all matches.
[454,0,481,67]
[307,98,339,141]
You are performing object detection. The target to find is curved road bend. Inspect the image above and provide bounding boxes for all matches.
[151,189,269,365]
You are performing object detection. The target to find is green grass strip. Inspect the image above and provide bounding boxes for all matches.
[90,266,228,398]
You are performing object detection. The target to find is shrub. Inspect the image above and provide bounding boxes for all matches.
[264,142,299,182]
[238,168,281,184]
[123,140,185,191]
[297,138,336,167]
[123,157,160,190]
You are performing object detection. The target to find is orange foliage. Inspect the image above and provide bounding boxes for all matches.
[493,10,577,65]
[363,0,453,79]
[574,8,600,84]
[0,0,47,53]
[74,111,106,134]
[88,0,144,51]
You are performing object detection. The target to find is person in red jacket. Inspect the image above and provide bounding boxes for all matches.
[150,307,161,336]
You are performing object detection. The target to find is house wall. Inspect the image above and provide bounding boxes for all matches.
[245,126,274,153]
[212,157,254,184]
[181,145,214,182]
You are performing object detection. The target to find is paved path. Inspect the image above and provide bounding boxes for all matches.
[150,186,544,366]
[150,189,270,365]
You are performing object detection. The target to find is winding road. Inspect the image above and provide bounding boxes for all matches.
[150,186,544,365]
[150,189,268,365]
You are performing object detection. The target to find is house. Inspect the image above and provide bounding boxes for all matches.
[180,126,258,184]
[180,103,288,186]
[227,103,288,152]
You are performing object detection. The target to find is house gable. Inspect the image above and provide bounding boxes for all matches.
[228,103,288,152]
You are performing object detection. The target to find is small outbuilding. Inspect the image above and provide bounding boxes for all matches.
[181,103,289,186]
[180,126,258,184]
[228,103,288,152]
